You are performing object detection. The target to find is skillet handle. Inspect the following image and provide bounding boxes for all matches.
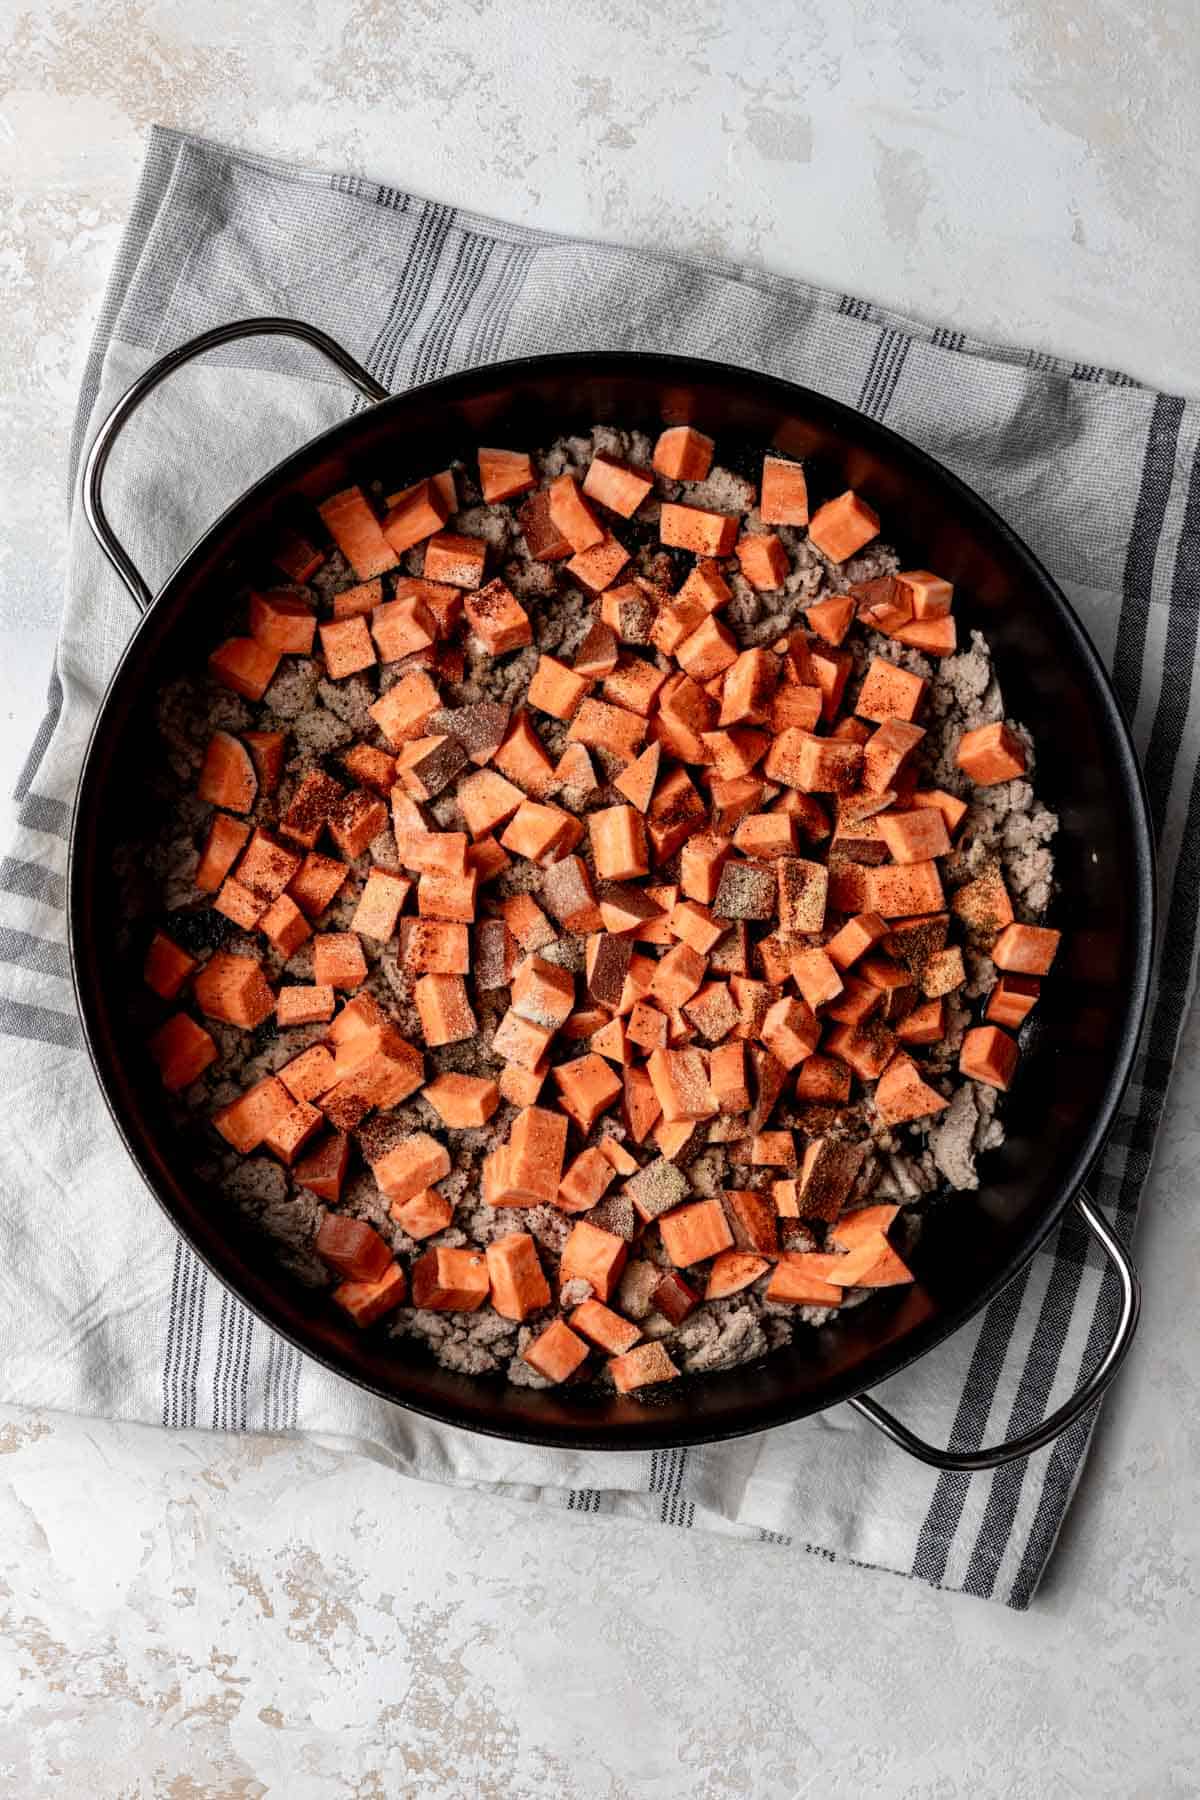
[81,316,391,613]
[848,1189,1139,1471]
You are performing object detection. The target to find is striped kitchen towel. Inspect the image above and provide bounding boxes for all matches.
[1,125,1196,1608]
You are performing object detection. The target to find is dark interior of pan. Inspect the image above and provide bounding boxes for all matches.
[68,353,1154,1450]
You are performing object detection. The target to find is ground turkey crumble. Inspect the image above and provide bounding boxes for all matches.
[126,424,1057,1390]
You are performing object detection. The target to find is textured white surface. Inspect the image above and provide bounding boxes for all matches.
[2,3,1199,1793]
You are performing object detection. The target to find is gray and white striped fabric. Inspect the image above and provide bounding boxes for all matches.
[1,126,1196,1607]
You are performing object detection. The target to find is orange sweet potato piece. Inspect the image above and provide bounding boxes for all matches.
[414,972,477,1046]
[570,1298,641,1354]
[991,921,1061,975]
[957,721,1027,786]
[148,1012,217,1090]
[198,731,258,813]
[876,808,951,864]
[424,530,487,588]
[583,453,654,517]
[560,1219,628,1301]
[986,973,1040,1028]
[371,1131,451,1203]
[389,1187,455,1240]
[313,932,368,991]
[960,1023,1020,1090]
[895,569,953,619]
[609,1341,679,1393]
[736,533,789,591]
[195,813,251,891]
[465,578,532,654]
[421,1071,500,1129]
[293,1132,350,1203]
[759,454,809,526]
[332,1262,407,1327]
[411,1245,490,1311]
[319,614,376,680]
[524,1317,589,1382]
[208,638,280,703]
[806,489,879,563]
[193,951,275,1029]
[765,1259,844,1306]
[547,473,605,552]
[705,1249,769,1300]
[478,447,537,503]
[857,657,926,725]
[486,1231,552,1321]
[316,1214,393,1283]
[874,1054,950,1125]
[319,485,398,579]
[658,1198,734,1267]
[653,425,714,481]
[143,930,197,1000]
[332,578,384,619]
[250,588,316,655]
[660,503,738,558]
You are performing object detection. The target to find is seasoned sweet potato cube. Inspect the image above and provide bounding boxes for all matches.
[390,1187,455,1240]
[259,892,313,958]
[609,1341,680,1392]
[414,972,477,1046]
[350,868,410,942]
[985,973,1040,1028]
[957,721,1027,785]
[676,615,738,681]
[319,485,398,579]
[565,531,631,593]
[583,453,654,517]
[237,829,303,902]
[273,526,324,583]
[332,578,384,619]
[877,808,951,865]
[195,814,251,891]
[765,1259,844,1306]
[511,954,575,1029]
[198,731,258,813]
[659,1198,734,1267]
[208,637,280,704]
[294,1132,351,1203]
[263,1097,324,1166]
[857,656,927,725]
[863,719,924,794]
[144,930,198,1001]
[560,1219,628,1301]
[897,997,945,1044]
[419,1072,499,1130]
[411,1245,490,1311]
[212,1075,293,1154]
[806,489,879,563]
[824,1019,897,1082]
[759,454,809,526]
[465,578,532,654]
[276,984,336,1028]
[313,932,368,991]
[553,1053,623,1134]
[493,710,559,798]
[589,804,649,881]
[194,951,275,1029]
[288,851,349,919]
[542,854,603,933]
[149,1012,218,1090]
[706,1249,770,1300]
[250,588,317,655]
[804,594,856,647]
[736,532,789,591]
[368,669,441,751]
[370,592,436,663]
[527,652,591,722]
[570,1298,641,1354]
[547,473,605,552]
[991,921,1061,975]
[316,1215,393,1284]
[960,1023,1020,1090]
[423,530,487,589]
[867,860,945,919]
[653,424,714,481]
[478,446,537,503]
[524,1317,589,1382]
[568,696,647,766]
[487,1231,552,1321]
[951,864,1014,941]
[874,1054,949,1125]
[660,503,738,558]
[333,1262,407,1327]
[517,488,573,561]
[319,614,376,681]
[557,1145,617,1214]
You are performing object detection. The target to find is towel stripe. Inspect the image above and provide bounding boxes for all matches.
[1141,441,1200,843]
[0,857,65,910]
[16,793,71,840]
[0,927,71,980]
[13,668,63,802]
[1111,395,1185,721]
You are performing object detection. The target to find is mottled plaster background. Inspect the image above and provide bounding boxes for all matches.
[2,2,1199,1794]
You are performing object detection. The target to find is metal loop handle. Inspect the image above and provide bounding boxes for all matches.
[82,316,391,612]
[849,1188,1139,1470]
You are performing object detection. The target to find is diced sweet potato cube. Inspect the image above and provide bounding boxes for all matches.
[877,808,951,864]
[795,1053,852,1103]
[319,485,398,579]
[511,953,574,1029]
[659,502,738,558]
[807,489,879,563]
[541,854,603,933]
[857,657,926,725]
[144,930,197,1001]
[368,669,441,751]
[960,1023,1020,1090]
[258,892,312,958]
[319,614,376,681]
[583,452,653,517]
[911,788,970,839]
[288,851,349,919]
[517,487,572,562]
[547,472,605,551]
[349,868,409,942]
[312,932,367,991]
[237,829,303,902]
[957,721,1027,786]
[396,735,469,804]
[275,984,335,1029]
[370,592,436,663]
[770,686,824,736]
[195,814,251,891]
[273,526,324,583]
[557,1145,617,1214]
[895,616,957,655]
[652,425,714,481]
[897,997,944,1045]
[498,798,572,864]
[465,578,532,654]
[423,530,487,589]
[759,454,809,525]
[626,1000,668,1051]
[332,578,384,619]
[498,893,556,956]
[493,710,559,798]
[527,652,591,723]
[921,945,966,999]
[682,980,739,1043]
[776,857,828,934]
[194,951,275,1029]
[825,975,884,1025]
[765,1259,844,1306]
[705,1249,770,1300]
[824,1018,897,1082]
[568,696,647,766]
[557,1219,627,1303]
[316,1214,393,1283]
[411,1245,490,1311]
[332,1262,407,1327]
[658,1198,734,1267]
[790,946,843,1011]
[675,614,738,681]
[874,1054,949,1125]
[149,1012,218,1090]
[762,995,820,1070]
[565,531,631,593]
[524,1317,589,1382]
[609,1340,680,1393]
[212,1075,293,1154]
[863,719,924,794]
[390,1187,455,1241]
[804,593,856,647]
[570,1298,641,1354]
[895,569,953,619]
[553,1053,623,1133]
[242,731,286,797]
[723,1188,779,1255]
[263,1097,324,1166]
[279,770,344,850]
[478,447,537,503]
[250,588,317,655]
[587,804,648,882]
[991,921,1061,975]
[418,1072,498,1130]
[276,1044,336,1104]
[414,972,476,1046]
[951,864,1014,941]
[867,860,945,919]
[208,637,280,704]
[369,1130,451,1204]
[986,974,1040,1028]
[486,1231,552,1321]
[198,731,258,813]
[416,867,477,923]
[678,831,731,907]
